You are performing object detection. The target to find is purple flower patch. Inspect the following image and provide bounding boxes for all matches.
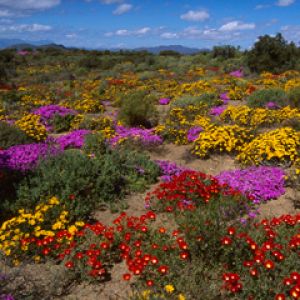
[109,126,163,147]
[216,166,286,204]
[54,130,91,150]
[187,126,203,142]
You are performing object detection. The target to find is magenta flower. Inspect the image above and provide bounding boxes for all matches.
[220,92,230,104]
[109,126,163,147]
[187,126,203,142]
[159,98,171,105]
[229,69,244,78]
[54,130,91,150]
[216,166,286,204]
[0,142,61,171]
[210,105,227,116]
[265,102,280,109]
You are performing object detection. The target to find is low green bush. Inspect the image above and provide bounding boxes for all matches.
[171,93,220,108]
[48,114,75,133]
[13,146,159,221]
[0,121,34,149]
[247,88,288,108]
[118,90,159,128]
[287,86,300,108]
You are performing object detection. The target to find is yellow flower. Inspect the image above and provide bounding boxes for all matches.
[4,248,11,256]
[67,225,78,235]
[75,221,85,227]
[164,284,175,294]
[28,219,36,226]
[178,294,186,300]
[141,290,151,299]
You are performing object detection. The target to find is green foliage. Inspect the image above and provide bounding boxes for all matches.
[48,114,75,133]
[0,169,24,222]
[171,93,220,108]
[13,147,159,220]
[246,33,299,73]
[287,86,300,108]
[211,45,239,59]
[247,88,288,108]
[159,50,182,57]
[0,121,33,149]
[118,90,159,128]
[0,49,16,81]
[83,132,107,156]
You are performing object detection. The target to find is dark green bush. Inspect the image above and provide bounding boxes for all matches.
[83,132,107,156]
[247,88,288,108]
[211,45,239,59]
[0,121,33,149]
[13,147,159,220]
[48,114,75,133]
[287,86,300,108]
[118,90,159,128]
[0,168,24,222]
[246,33,299,73]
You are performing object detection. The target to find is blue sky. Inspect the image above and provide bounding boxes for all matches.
[0,0,299,49]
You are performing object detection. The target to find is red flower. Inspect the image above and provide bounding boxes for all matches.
[249,268,258,277]
[158,265,168,275]
[180,251,189,260]
[146,280,154,286]
[123,273,131,281]
[151,256,159,265]
[275,294,286,300]
[65,261,74,269]
[264,260,275,270]
[227,227,236,236]
[69,194,75,200]
[221,237,232,246]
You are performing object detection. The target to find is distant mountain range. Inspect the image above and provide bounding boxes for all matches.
[0,38,53,49]
[0,39,208,54]
[133,45,207,54]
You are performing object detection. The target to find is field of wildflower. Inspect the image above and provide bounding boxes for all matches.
[0,48,299,300]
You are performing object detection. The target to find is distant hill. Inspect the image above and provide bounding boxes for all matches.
[133,45,208,54]
[97,45,209,54]
[0,38,53,49]
[1,40,209,55]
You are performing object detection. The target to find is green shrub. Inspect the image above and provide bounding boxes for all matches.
[0,168,24,222]
[246,33,299,73]
[211,45,239,59]
[13,147,159,220]
[0,121,34,149]
[247,88,288,108]
[171,93,220,108]
[48,114,75,133]
[287,86,300,108]
[118,90,159,128]
[83,132,107,156]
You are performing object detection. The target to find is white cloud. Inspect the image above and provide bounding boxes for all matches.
[276,0,295,6]
[160,32,179,39]
[0,23,52,32]
[219,21,256,31]
[113,3,132,15]
[66,33,77,39]
[136,27,150,34]
[180,10,209,22]
[105,27,152,37]
[0,0,60,10]
[115,29,129,36]
[255,4,271,9]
